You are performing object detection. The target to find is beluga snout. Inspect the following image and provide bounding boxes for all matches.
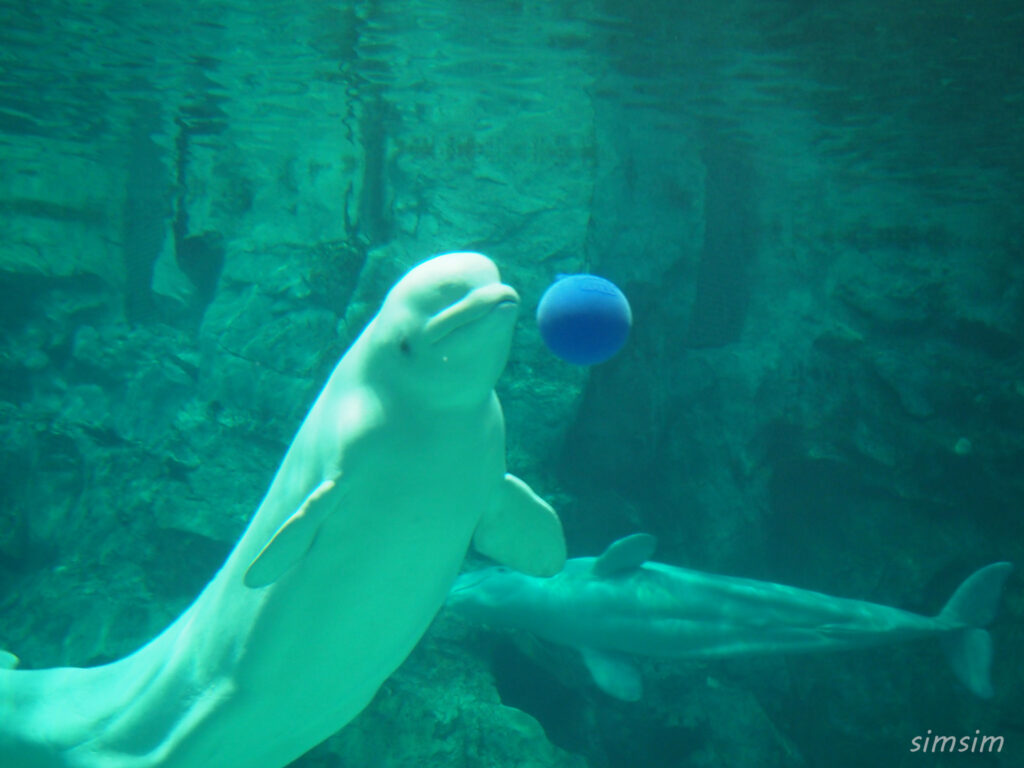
[424,280,520,346]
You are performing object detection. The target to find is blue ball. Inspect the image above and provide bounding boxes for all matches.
[536,274,632,366]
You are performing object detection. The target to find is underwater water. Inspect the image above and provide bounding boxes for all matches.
[1,0,1022,766]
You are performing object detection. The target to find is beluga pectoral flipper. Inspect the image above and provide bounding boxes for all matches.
[473,473,566,577]
[244,474,346,588]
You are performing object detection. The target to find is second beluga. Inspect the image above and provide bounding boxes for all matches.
[447,533,1012,700]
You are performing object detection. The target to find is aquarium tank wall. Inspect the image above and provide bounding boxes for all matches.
[0,1,1021,767]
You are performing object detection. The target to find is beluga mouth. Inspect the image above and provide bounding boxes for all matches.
[424,283,520,344]
[448,571,489,595]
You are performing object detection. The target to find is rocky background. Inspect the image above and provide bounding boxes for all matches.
[1,1,1022,767]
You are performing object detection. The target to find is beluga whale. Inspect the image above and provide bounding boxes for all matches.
[0,251,566,768]
[447,534,1012,701]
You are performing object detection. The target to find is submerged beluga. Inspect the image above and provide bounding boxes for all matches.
[447,534,1012,701]
[0,251,566,768]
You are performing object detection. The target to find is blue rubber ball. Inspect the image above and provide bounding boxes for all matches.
[536,274,632,366]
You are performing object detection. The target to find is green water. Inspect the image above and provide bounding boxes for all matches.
[0,1,1021,766]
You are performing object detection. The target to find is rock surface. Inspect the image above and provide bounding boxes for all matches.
[1,1,1022,767]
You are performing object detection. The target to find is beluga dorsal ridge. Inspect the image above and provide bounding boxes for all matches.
[447,534,1012,701]
[0,251,566,768]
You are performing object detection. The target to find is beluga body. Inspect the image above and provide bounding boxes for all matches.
[0,252,566,768]
[447,534,1012,701]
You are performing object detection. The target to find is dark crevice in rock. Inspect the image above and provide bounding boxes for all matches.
[171,116,225,327]
[490,640,590,757]
[123,104,173,325]
[686,130,757,348]
[355,95,395,246]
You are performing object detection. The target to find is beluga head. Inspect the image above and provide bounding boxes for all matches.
[446,566,538,620]
[364,252,521,409]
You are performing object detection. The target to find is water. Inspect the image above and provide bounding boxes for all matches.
[0,1,1021,766]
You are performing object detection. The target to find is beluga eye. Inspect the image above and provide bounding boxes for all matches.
[399,338,411,355]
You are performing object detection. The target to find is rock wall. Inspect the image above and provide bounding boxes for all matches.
[1,1,1022,767]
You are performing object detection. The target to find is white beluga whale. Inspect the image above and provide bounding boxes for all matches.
[0,251,566,768]
[446,534,1012,701]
